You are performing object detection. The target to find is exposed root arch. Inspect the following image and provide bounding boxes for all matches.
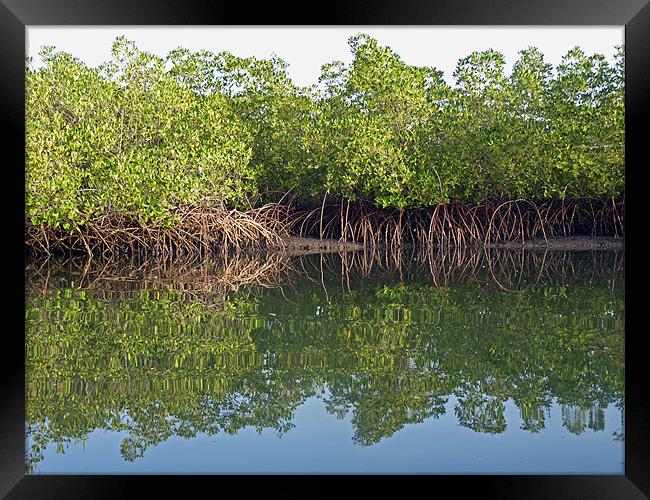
[291,198,624,251]
[26,198,624,257]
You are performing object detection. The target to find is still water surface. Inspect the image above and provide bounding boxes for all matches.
[25,248,624,473]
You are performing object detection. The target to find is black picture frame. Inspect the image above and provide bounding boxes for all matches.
[2,0,648,497]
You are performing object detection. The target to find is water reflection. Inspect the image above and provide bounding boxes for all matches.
[25,248,624,472]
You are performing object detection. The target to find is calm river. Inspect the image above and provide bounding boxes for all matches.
[25,248,624,473]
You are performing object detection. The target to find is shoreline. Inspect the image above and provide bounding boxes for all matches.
[271,235,624,256]
[25,230,625,259]
[485,236,624,251]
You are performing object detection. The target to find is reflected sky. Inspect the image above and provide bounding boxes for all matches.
[29,396,624,474]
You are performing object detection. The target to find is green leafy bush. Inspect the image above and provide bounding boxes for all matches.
[26,37,255,230]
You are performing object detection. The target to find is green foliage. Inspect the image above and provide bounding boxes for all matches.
[314,38,624,206]
[544,46,625,198]
[26,38,255,230]
[316,34,452,207]
[26,35,625,233]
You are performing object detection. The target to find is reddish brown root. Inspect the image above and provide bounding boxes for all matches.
[26,198,624,257]
[290,198,623,251]
[25,203,295,258]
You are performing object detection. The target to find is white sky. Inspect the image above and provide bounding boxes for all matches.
[26,26,624,87]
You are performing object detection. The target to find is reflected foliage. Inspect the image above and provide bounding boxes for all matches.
[26,250,623,471]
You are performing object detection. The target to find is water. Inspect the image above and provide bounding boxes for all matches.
[25,248,625,474]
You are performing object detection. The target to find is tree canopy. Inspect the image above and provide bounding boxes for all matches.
[26,34,625,233]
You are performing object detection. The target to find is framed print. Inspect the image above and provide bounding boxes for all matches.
[2,0,649,497]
